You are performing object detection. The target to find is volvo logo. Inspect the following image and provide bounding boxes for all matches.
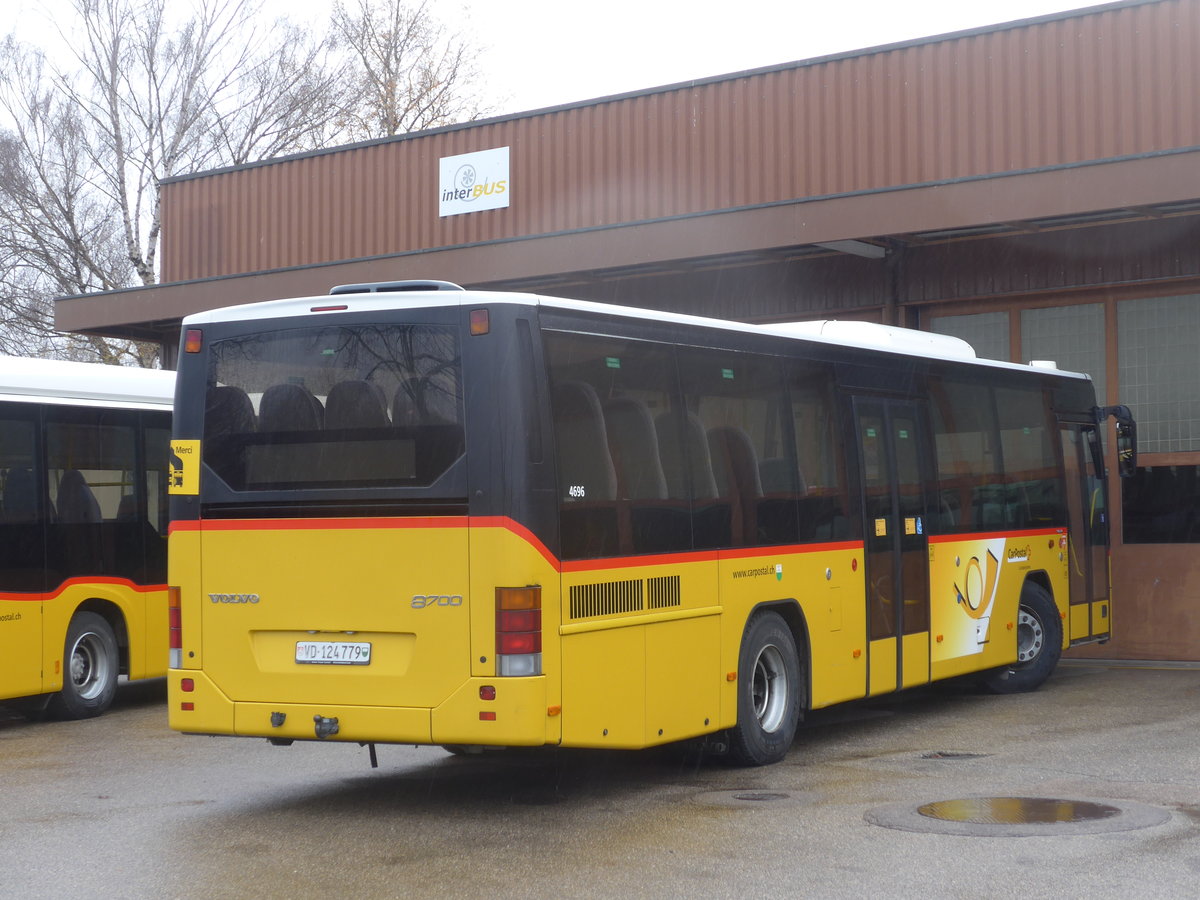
[209,593,260,604]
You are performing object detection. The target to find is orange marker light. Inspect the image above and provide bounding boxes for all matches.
[184,328,203,353]
[470,308,490,335]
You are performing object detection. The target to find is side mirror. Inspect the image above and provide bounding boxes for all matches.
[1095,405,1137,478]
[1114,417,1137,478]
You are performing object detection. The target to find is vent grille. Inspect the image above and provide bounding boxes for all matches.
[569,579,643,619]
[646,575,681,610]
[568,575,682,619]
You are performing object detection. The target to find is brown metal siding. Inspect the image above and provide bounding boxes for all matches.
[160,0,1200,283]
[903,216,1200,303]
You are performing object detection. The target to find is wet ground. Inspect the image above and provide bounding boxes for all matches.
[2,661,1198,898]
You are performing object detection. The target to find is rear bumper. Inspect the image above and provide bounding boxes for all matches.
[168,669,551,746]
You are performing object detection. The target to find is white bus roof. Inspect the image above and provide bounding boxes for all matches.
[0,355,174,409]
[182,287,1088,380]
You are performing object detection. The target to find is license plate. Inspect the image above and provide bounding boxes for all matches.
[295,641,372,665]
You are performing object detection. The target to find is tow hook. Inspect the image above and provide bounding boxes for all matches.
[313,715,340,739]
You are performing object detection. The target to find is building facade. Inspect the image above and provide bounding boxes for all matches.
[58,0,1200,659]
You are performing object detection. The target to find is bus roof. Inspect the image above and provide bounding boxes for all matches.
[181,287,1089,381]
[0,355,175,409]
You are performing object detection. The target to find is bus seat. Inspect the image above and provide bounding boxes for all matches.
[552,381,616,502]
[709,425,763,546]
[656,409,718,500]
[708,426,763,499]
[117,494,139,521]
[2,467,41,522]
[325,380,389,430]
[205,385,256,436]
[259,383,323,432]
[603,397,667,500]
[759,456,806,495]
[392,377,459,427]
[57,469,102,524]
[392,379,422,427]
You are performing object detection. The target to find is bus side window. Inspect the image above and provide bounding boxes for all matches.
[544,331,680,559]
[551,380,618,559]
[0,414,45,592]
[930,378,1002,533]
[46,412,140,581]
[786,361,849,542]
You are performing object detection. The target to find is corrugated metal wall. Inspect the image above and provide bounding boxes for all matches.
[161,0,1200,283]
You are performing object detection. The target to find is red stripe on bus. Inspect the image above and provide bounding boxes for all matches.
[170,515,557,568]
[719,541,862,560]
[927,527,1064,544]
[560,541,864,574]
[170,516,863,574]
[0,576,167,604]
[470,516,559,569]
[169,516,469,534]
[561,549,721,573]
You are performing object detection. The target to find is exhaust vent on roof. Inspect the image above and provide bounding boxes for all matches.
[329,280,464,295]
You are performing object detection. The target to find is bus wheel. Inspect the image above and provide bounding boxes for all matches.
[983,583,1063,694]
[728,611,802,766]
[47,612,119,720]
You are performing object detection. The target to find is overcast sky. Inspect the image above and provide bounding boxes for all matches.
[5,0,1109,115]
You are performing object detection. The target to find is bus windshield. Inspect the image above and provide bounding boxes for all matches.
[203,323,463,491]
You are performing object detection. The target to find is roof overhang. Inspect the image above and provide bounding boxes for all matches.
[56,148,1200,343]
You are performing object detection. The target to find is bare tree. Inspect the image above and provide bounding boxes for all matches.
[331,0,487,139]
[0,0,347,363]
[55,0,349,288]
[0,45,142,362]
[0,0,487,364]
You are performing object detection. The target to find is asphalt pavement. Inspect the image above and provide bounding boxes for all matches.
[2,660,1198,899]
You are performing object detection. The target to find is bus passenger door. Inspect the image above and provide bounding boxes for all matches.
[1060,422,1111,642]
[855,398,933,695]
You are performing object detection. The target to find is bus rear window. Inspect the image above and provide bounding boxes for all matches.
[203,324,462,491]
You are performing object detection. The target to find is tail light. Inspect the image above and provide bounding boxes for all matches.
[496,586,541,676]
[168,586,182,669]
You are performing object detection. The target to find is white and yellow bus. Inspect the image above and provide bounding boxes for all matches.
[0,355,174,718]
[167,283,1134,765]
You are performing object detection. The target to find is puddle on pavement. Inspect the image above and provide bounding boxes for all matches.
[918,797,1120,825]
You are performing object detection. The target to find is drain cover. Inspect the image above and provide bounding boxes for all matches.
[867,796,1170,836]
[918,797,1120,825]
[694,789,815,809]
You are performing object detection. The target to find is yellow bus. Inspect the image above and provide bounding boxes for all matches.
[0,355,174,719]
[167,282,1134,765]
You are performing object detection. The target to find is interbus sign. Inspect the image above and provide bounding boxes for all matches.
[439,147,510,217]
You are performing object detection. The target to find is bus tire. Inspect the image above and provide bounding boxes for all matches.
[728,611,802,767]
[982,582,1062,694]
[47,612,119,720]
